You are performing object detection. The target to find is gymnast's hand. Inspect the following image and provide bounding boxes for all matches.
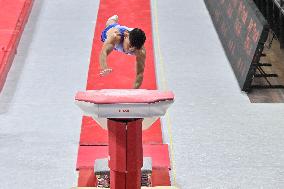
[99,68,112,76]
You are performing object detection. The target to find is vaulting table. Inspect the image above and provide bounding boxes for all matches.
[75,89,174,189]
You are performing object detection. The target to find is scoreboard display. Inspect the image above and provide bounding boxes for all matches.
[204,0,269,91]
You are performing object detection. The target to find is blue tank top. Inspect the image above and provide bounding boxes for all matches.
[101,23,135,55]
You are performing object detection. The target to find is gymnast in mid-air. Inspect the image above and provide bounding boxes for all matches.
[99,15,146,89]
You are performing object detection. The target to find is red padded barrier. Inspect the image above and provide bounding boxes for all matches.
[76,145,171,170]
[151,168,171,186]
[76,145,108,170]
[0,47,17,91]
[0,1,26,30]
[77,168,97,187]
[0,0,34,92]
[0,30,19,90]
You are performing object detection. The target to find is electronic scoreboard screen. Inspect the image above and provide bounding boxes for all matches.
[204,0,269,91]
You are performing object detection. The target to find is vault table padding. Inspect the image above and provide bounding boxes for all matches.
[75,89,174,104]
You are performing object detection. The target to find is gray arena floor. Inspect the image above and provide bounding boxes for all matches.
[0,0,99,188]
[0,0,284,189]
[154,1,284,189]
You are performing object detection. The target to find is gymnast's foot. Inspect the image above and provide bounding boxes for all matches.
[108,15,118,22]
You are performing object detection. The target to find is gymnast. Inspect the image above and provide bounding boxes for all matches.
[99,15,146,89]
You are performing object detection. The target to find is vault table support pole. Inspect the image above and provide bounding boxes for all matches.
[108,119,143,189]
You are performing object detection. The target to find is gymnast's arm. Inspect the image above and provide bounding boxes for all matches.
[99,40,114,70]
[134,46,146,89]
[99,32,120,76]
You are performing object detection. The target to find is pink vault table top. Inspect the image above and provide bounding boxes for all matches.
[75,89,174,104]
[75,89,175,130]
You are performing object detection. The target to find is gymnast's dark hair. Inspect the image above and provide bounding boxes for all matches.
[129,28,146,49]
